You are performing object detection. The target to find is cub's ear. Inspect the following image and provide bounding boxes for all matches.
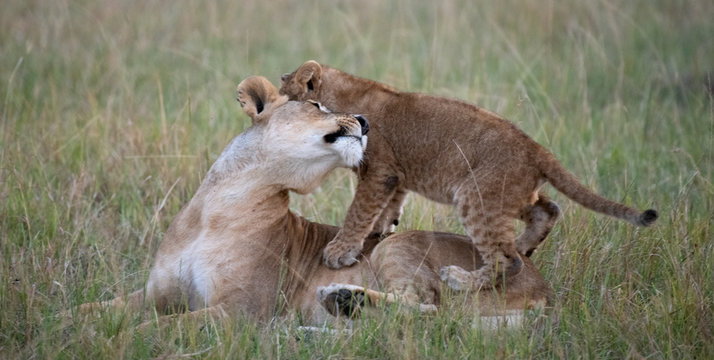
[237,76,282,122]
[295,60,322,93]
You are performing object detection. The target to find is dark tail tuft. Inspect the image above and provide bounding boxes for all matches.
[638,209,658,226]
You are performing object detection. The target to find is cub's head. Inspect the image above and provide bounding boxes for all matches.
[237,76,368,193]
[279,60,324,101]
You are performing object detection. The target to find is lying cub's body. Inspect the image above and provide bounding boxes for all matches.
[280,61,657,289]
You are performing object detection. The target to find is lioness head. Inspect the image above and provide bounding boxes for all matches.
[237,76,368,193]
[279,60,323,101]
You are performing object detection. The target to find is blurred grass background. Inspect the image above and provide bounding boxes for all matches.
[1,0,712,358]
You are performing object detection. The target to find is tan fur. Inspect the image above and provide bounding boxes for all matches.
[69,76,551,326]
[280,61,658,289]
[318,231,552,320]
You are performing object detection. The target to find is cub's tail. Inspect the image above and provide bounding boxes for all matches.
[536,149,658,227]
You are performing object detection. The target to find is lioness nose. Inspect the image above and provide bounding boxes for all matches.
[355,115,369,135]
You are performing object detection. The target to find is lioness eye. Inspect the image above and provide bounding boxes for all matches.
[309,101,321,109]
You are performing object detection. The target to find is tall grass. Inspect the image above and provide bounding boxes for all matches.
[1,0,712,358]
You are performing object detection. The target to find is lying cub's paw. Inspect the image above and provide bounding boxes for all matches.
[317,283,366,318]
[322,238,362,269]
[439,265,474,291]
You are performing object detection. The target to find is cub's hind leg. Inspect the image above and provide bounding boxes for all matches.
[372,186,408,236]
[516,192,561,257]
[442,194,522,290]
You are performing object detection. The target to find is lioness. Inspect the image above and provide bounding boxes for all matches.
[70,76,551,325]
[280,61,658,290]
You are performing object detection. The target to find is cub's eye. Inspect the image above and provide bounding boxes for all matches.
[308,101,331,113]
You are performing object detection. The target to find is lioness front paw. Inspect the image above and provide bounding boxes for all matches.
[439,265,474,291]
[322,237,362,269]
[317,283,366,318]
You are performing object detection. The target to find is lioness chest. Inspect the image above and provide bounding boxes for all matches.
[148,233,282,313]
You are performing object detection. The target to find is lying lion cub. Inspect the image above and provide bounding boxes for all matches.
[280,61,658,290]
[69,76,551,326]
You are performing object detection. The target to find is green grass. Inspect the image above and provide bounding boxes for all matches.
[2,0,713,358]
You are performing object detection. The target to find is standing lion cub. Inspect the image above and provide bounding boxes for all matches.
[280,61,658,290]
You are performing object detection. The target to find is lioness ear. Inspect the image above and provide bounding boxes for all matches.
[237,76,282,122]
[296,60,322,93]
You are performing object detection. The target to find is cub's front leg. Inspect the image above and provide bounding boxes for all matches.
[323,165,402,269]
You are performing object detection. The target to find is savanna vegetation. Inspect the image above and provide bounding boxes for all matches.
[1,0,712,358]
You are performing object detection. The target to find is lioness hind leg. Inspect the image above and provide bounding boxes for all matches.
[59,289,147,330]
[317,284,436,318]
[136,304,229,331]
[516,193,561,257]
[65,289,146,317]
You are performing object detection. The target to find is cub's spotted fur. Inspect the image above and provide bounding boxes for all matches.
[280,61,657,289]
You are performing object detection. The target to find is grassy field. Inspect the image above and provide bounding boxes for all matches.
[1,0,712,358]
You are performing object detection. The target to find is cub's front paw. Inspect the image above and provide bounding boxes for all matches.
[323,238,362,269]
